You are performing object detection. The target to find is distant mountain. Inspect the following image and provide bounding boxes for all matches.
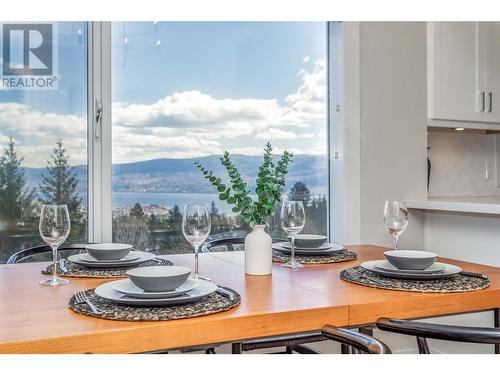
[23,154,328,195]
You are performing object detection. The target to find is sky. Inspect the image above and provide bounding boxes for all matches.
[0,22,327,167]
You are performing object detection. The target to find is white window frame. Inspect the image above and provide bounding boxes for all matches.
[87,22,112,243]
[88,22,332,243]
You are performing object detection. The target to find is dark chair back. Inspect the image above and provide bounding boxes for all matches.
[321,325,391,354]
[376,317,500,354]
[201,237,285,253]
[7,243,90,264]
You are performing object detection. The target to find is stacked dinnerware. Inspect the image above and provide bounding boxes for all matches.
[272,234,344,256]
[360,250,463,280]
[94,266,218,306]
[68,243,155,268]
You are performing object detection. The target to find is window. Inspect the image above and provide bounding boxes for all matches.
[0,22,88,263]
[111,22,328,254]
[0,22,329,262]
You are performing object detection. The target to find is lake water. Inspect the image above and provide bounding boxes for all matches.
[112,192,236,215]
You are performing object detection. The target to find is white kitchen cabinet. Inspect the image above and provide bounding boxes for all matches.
[428,22,500,125]
[428,22,482,122]
[483,22,500,123]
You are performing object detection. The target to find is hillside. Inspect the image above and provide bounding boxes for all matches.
[23,154,328,194]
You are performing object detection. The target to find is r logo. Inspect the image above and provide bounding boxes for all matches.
[2,23,53,76]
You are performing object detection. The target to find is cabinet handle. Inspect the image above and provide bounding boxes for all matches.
[488,92,493,112]
[480,91,486,112]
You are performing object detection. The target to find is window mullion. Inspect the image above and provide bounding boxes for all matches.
[88,21,112,243]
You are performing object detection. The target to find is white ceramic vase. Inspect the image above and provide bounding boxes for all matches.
[244,224,272,275]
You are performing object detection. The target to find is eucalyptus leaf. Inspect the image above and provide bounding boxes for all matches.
[194,143,293,224]
[219,192,229,200]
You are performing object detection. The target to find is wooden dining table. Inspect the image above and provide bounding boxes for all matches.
[1,244,499,353]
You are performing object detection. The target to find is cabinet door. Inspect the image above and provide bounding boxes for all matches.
[482,22,500,123]
[428,22,484,122]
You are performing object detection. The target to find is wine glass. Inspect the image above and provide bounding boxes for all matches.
[280,200,306,269]
[39,204,71,286]
[182,204,211,279]
[383,200,409,250]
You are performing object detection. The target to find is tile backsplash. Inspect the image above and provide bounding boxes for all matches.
[428,130,500,197]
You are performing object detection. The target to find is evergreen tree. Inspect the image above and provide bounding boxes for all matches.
[38,140,82,220]
[288,181,311,205]
[130,202,144,217]
[0,137,36,228]
[169,205,182,224]
[210,201,219,217]
[149,213,159,226]
[309,194,328,234]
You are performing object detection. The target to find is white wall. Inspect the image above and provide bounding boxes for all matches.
[331,22,428,249]
[358,22,428,249]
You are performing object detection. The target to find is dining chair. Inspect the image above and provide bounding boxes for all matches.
[376,317,500,354]
[202,237,278,253]
[321,325,392,354]
[203,237,325,354]
[6,243,90,264]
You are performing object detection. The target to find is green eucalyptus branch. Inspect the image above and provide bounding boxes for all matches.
[194,143,293,227]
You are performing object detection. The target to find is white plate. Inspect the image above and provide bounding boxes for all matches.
[375,260,445,274]
[95,279,217,306]
[112,278,198,299]
[361,260,462,280]
[273,242,344,256]
[280,242,338,251]
[68,251,155,268]
[78,251,142,263]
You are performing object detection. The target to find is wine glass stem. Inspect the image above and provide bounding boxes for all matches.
[394,235,399,250]
[291,234,296,262]
[194,245,199,278]
[52,246,58,282]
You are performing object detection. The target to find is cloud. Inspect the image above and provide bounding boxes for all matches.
[228,144,325,157]
[112,58,326,135]
[286,58,326,115]
[112,90,312,136]
[302,133,316,139]
[255,128,298,140]
[0,57,327,166]
[112,125,223,161]
[226,147,265,156]
[303,56,310,63]
[0,103,86,166]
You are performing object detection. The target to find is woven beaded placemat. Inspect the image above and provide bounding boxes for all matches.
[68,287,240,321]
[42,258,173,279]
[340,266,489,293]
[272,249,357,264]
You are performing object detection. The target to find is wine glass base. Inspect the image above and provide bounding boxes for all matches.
[40,277,70,286]
[281,259,304,269]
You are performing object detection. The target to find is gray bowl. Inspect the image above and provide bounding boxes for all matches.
[127,266,192,292]
[384,250,438,270]
[85,243,133,260]
[290,234,328,248]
